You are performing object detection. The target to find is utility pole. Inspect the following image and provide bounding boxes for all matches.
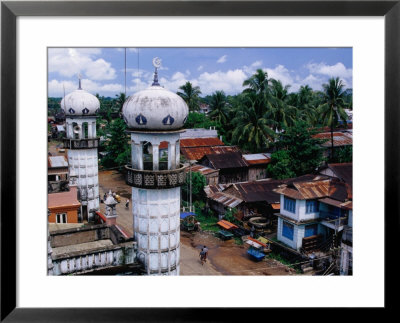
[189,161,192,212]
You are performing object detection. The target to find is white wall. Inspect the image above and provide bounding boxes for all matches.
[277,217,304,250]
[132,187,180,275]
[279,195,319,222]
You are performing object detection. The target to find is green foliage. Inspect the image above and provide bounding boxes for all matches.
[332,145,352,163]
[267,150,297,179]
[100,118,130,169]
[224,207,240,226]
[268,121,325,178]
[177,81,202,112]
[182,171,207,202]
[184,112,217,129]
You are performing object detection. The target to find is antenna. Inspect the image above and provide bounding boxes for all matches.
[63,83,66,109]
[124,48,127,96]
[77,73,82,90]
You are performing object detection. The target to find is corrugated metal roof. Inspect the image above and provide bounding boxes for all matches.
[204,183,230,197]
[274,176,351,202]
[233,179,285,203]
[180,137,225,148]
[328,163,352,188]
[294,180,331,199]
[242,153,271,165]
[208,191,243,208]
[313,132,352,147]
[189,164,219,176]
[48,156,68,168]
[182,145,239,161]
[202,151,247,169]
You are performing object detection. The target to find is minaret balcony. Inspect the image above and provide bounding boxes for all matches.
[125,164,187,189]
[63,138,100,149]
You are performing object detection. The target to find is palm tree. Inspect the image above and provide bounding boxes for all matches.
[232,93,275,153]
[268,79,297,131]
[296,85,318,126]
[243,69,269,95]
[177,81,202,112]
[318,77,348,160]
[208,91,228,125]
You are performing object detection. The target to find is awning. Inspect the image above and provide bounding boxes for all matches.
[217,220,238,230]
[271,203,280,210]
[318,197,343,208]
[180,212,196,219]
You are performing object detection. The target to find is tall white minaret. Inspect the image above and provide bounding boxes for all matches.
[122,58,189,275]
[61,76,100,222]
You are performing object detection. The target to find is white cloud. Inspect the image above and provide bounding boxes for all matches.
[217,55,227,63]
[197,65,204,71]
[48,48,116,81]
[48,78,124,97]
[306,62,352,79]
[264,65,294,89]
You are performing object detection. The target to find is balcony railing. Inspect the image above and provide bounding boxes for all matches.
[319,211,347,228]
[63,138,100,149]
[125,164,187,189]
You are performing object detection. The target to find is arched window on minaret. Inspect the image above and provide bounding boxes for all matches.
[159,141,168,170]
[143,141,153,170]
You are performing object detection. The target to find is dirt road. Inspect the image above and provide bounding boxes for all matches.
[97,169,292,276]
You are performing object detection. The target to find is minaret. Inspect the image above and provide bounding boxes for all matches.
[61,75,100,222]
[122,58,189,275]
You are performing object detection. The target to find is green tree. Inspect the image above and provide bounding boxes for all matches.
[101,118,130,168]
[115,92,127,114]
[268,121,325,178]
[267,150,296,179]
[184,112,217,130]
[268,79,297,131]
[208,91,228,125]
[177,81,202,112]
[318,77,348,161]
[182,171,207,202]
[332,145,352,163]
[232,92,275,153]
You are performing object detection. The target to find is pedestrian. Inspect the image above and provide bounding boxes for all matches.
[103,192,107,201]
[125,199,129,208]
[200,245,208,264]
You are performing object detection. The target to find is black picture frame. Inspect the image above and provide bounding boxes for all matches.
[1,0,397,321]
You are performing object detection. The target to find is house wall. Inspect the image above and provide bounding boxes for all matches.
[205,173,219,185]
[248,166,268,181]
[279,195,320,222]
[277,217,305,250]
[48,207,79,224]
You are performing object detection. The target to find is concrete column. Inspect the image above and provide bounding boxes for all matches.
[68,123,73,139]
[153,144,159,170]
[167,142,172,170]
[170,142,176,169]
[138,142,144,170]
[175,141,180,168]
[92,121,96,138]
[88,123,93,139]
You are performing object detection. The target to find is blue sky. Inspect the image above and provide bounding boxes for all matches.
[48,47,352,97]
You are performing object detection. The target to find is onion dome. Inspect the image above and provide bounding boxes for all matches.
[61,77,100,116]
[122,58,189,131]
